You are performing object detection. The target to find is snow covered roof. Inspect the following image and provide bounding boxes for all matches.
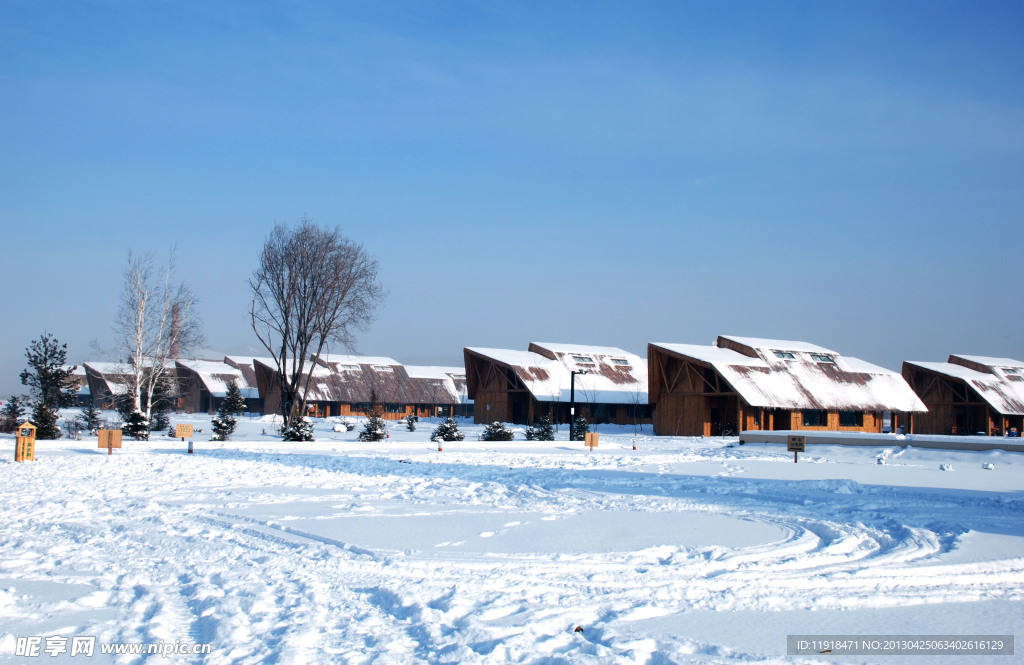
[651,337,926,412]
[465,343,648,404]
[175,359,259,399]
[716,335,837,356]
[904,355,1024,416]
[319,354,402,367]
[405,366,471,405]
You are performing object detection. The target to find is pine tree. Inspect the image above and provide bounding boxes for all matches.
[431,417,465,442]
[79,398,102,433]
[211,386,239,441]
[21,333,79,440]
[482,421,515,441]
[221,379,247,416]
[20,334,79,411]
[122,411,150,440]
[405,414,417,431]
[211,411,236,441]
[281,416,314,441]
[525,414,556,441]
[0,395,29,434]
[358,389,387,442]
[31,400,62,439]
[571,415,589,441]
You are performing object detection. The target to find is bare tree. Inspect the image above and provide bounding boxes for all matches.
[249,219,384,431]
[114,251,202,429]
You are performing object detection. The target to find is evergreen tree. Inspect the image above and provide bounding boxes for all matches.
[31,400,62,439]
[20,333,79,411]
[221,379,247,416]
[122,410,150,440]
[571,415,589,441]
[211,388,239,441]
[525,414,556,441]
[148,377,175,433]
[79,397,103,433]
[281,416,314,441]
[431,417,465,442]
[405,414,417,432]
[211,411,236,441]
[21,333,79,440]
[358,389,387,442]
[0,395,29,434]
[482,421,515,441]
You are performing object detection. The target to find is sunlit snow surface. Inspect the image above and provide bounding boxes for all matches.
[1,414,1022,664]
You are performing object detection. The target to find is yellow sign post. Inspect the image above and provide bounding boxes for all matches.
[175,424,194,453]
[14,422,36,462]
[97,429,122,455]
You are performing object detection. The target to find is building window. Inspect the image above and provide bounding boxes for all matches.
[338,364,360,371]
[611,359,630,366]
[1004,368,1020,375]
[372,365,394,372]
[810,354,834,363]
[753,410,761,426]
[572,356,595,364]
[385,403,405,413]
[839,411,864,427]
[451,374,465,380]
[802,410,827,427]
[774,351,796,360]
[626,404,651,418]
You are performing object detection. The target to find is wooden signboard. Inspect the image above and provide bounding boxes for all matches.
[174,424,194,439]
[787,435,805,463]
[97,429,123,449]
[585,432,599,450]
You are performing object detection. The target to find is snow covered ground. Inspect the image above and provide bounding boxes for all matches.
[1,413,1022,664]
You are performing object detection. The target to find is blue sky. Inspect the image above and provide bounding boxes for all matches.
[2,0,1022,397]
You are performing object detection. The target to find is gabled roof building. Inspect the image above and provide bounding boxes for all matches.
[902,355,1024,436]
[464,343,649,425]
[253,355,468,420]
[175,358,262,414]
[649,336,926,436]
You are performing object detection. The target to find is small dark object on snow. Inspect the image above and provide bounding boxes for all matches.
[573,626,583,633]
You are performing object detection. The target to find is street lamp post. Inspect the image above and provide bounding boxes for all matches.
[570,369,588,441]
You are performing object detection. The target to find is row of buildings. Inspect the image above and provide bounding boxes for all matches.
[76,335,1024,437]
[79,356,471,421]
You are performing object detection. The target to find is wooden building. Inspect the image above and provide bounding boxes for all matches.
[174,358,263,414]
[464,343,650,426]
[82,360,187,411]
[902,355,1024,436]
[649,336,926,436]
[253,355,468,420]
[82,362,138,409]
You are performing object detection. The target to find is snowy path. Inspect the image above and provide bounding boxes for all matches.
[2,424,1023,664]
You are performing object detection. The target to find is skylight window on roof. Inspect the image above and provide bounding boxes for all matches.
[773,351,797,360]
[451,374,465,380]
[338,364,360,371]
[810,354,835,363]
[572,356,595,364]
[372,365,394,372]
[1004,368,1020,375]
[611,358,630,366]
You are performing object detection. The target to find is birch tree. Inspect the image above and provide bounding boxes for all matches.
[114,251,202,430]
[249,219,384,432]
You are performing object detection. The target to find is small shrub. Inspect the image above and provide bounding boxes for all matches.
[525,415,555,441]
[431,417,464,442]
[482,421,514,441]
